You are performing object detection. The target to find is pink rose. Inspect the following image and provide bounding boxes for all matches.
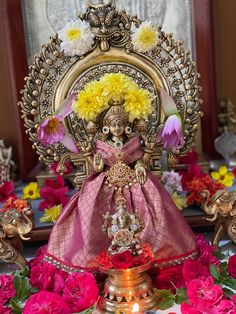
[154,264,185,290]
[0,274,16,304]
[29,262,66,294]
[23,291,70,314]
[0,304,13,314]
[180,303,201,314]
[182,259,210,283]
[228,255,236,278]
[62,272,99,313]
[186,276,223,309]
[196,234,220,267]
[215,299,236,314]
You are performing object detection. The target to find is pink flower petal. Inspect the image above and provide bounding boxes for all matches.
[55,93,77,118]
[162,114,183,149]
[61,134,78,153]
[160,88,178,116]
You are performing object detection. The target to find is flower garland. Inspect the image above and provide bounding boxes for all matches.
[72,72,153,122]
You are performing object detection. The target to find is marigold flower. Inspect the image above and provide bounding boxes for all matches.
[211,165,234,187]
[23,182,40,200]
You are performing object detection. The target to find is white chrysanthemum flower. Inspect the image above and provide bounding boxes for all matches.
[131,21,159,53]
[58,19,95,57]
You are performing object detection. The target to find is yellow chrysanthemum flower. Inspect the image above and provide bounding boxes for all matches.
[172,192,187,210]
[124,88,153,122]
[72,72,154,121]
[211,166,235,187]
[22,182,40,200]
[40,205,62,223]
[132,21,159,53]
[72,81,108,121]
[100,73,137,102]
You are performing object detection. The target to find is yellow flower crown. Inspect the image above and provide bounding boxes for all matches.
[72,73,153,122]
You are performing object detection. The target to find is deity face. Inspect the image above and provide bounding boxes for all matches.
[109,119,125,137]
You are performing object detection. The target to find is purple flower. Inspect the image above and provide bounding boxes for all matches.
[161,114,183,149]
[37,115,65,146]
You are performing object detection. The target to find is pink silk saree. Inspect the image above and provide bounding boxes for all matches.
[45,136,197,272]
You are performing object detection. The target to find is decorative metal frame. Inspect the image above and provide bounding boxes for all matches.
[19,0,202,182]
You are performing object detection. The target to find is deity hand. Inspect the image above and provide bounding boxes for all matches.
[135,163,147,185]
[144,136,156,150]
[94,153,104,172]
[78,140,92,153]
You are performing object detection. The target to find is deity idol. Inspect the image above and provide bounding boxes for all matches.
[42,74,198,272]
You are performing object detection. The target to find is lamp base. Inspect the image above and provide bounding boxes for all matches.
[98,262,158,313]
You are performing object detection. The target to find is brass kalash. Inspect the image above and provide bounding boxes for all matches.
[99,193,157,313]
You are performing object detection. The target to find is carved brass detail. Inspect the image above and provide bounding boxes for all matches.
[201,190,236,246]
[19,1,202,183]
[0,205,34,268]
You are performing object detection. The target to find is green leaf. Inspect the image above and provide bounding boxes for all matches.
[225,277,236,290]
[153,288,172,298]
[9,299,22,314]
[13,267,29,278]
[223,287,234,298]
[212,249,226,260]
[14,275,31,302]
[30,287,39,293]
[175,288,187,304]
[210,264,220,280]
[157,298,175,310]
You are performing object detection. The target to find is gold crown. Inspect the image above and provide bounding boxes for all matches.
[103,104,129,126]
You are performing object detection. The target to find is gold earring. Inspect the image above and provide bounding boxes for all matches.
[125,126,132,135]
[102,126,110,134]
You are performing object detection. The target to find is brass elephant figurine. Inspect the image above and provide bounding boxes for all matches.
[200,190,236,246]
[0,201,34,268]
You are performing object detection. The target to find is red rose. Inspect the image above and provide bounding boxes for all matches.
[62,272,99,313]
[154,264,185,290]
[0,304,13,314]
[228,255,236,278]
[0,274,16,304]
[23,291,70,314]
[96,250,113,269]
[182,259,210,283]
[111,251,134,269]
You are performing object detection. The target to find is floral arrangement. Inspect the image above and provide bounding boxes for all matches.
[153,235,236,312]
[96,243,154,270]
[1,236,236,313]
[58,20,95,57]
[0,246,99,314]
[72,72,153,122]
[131,21,159,53]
